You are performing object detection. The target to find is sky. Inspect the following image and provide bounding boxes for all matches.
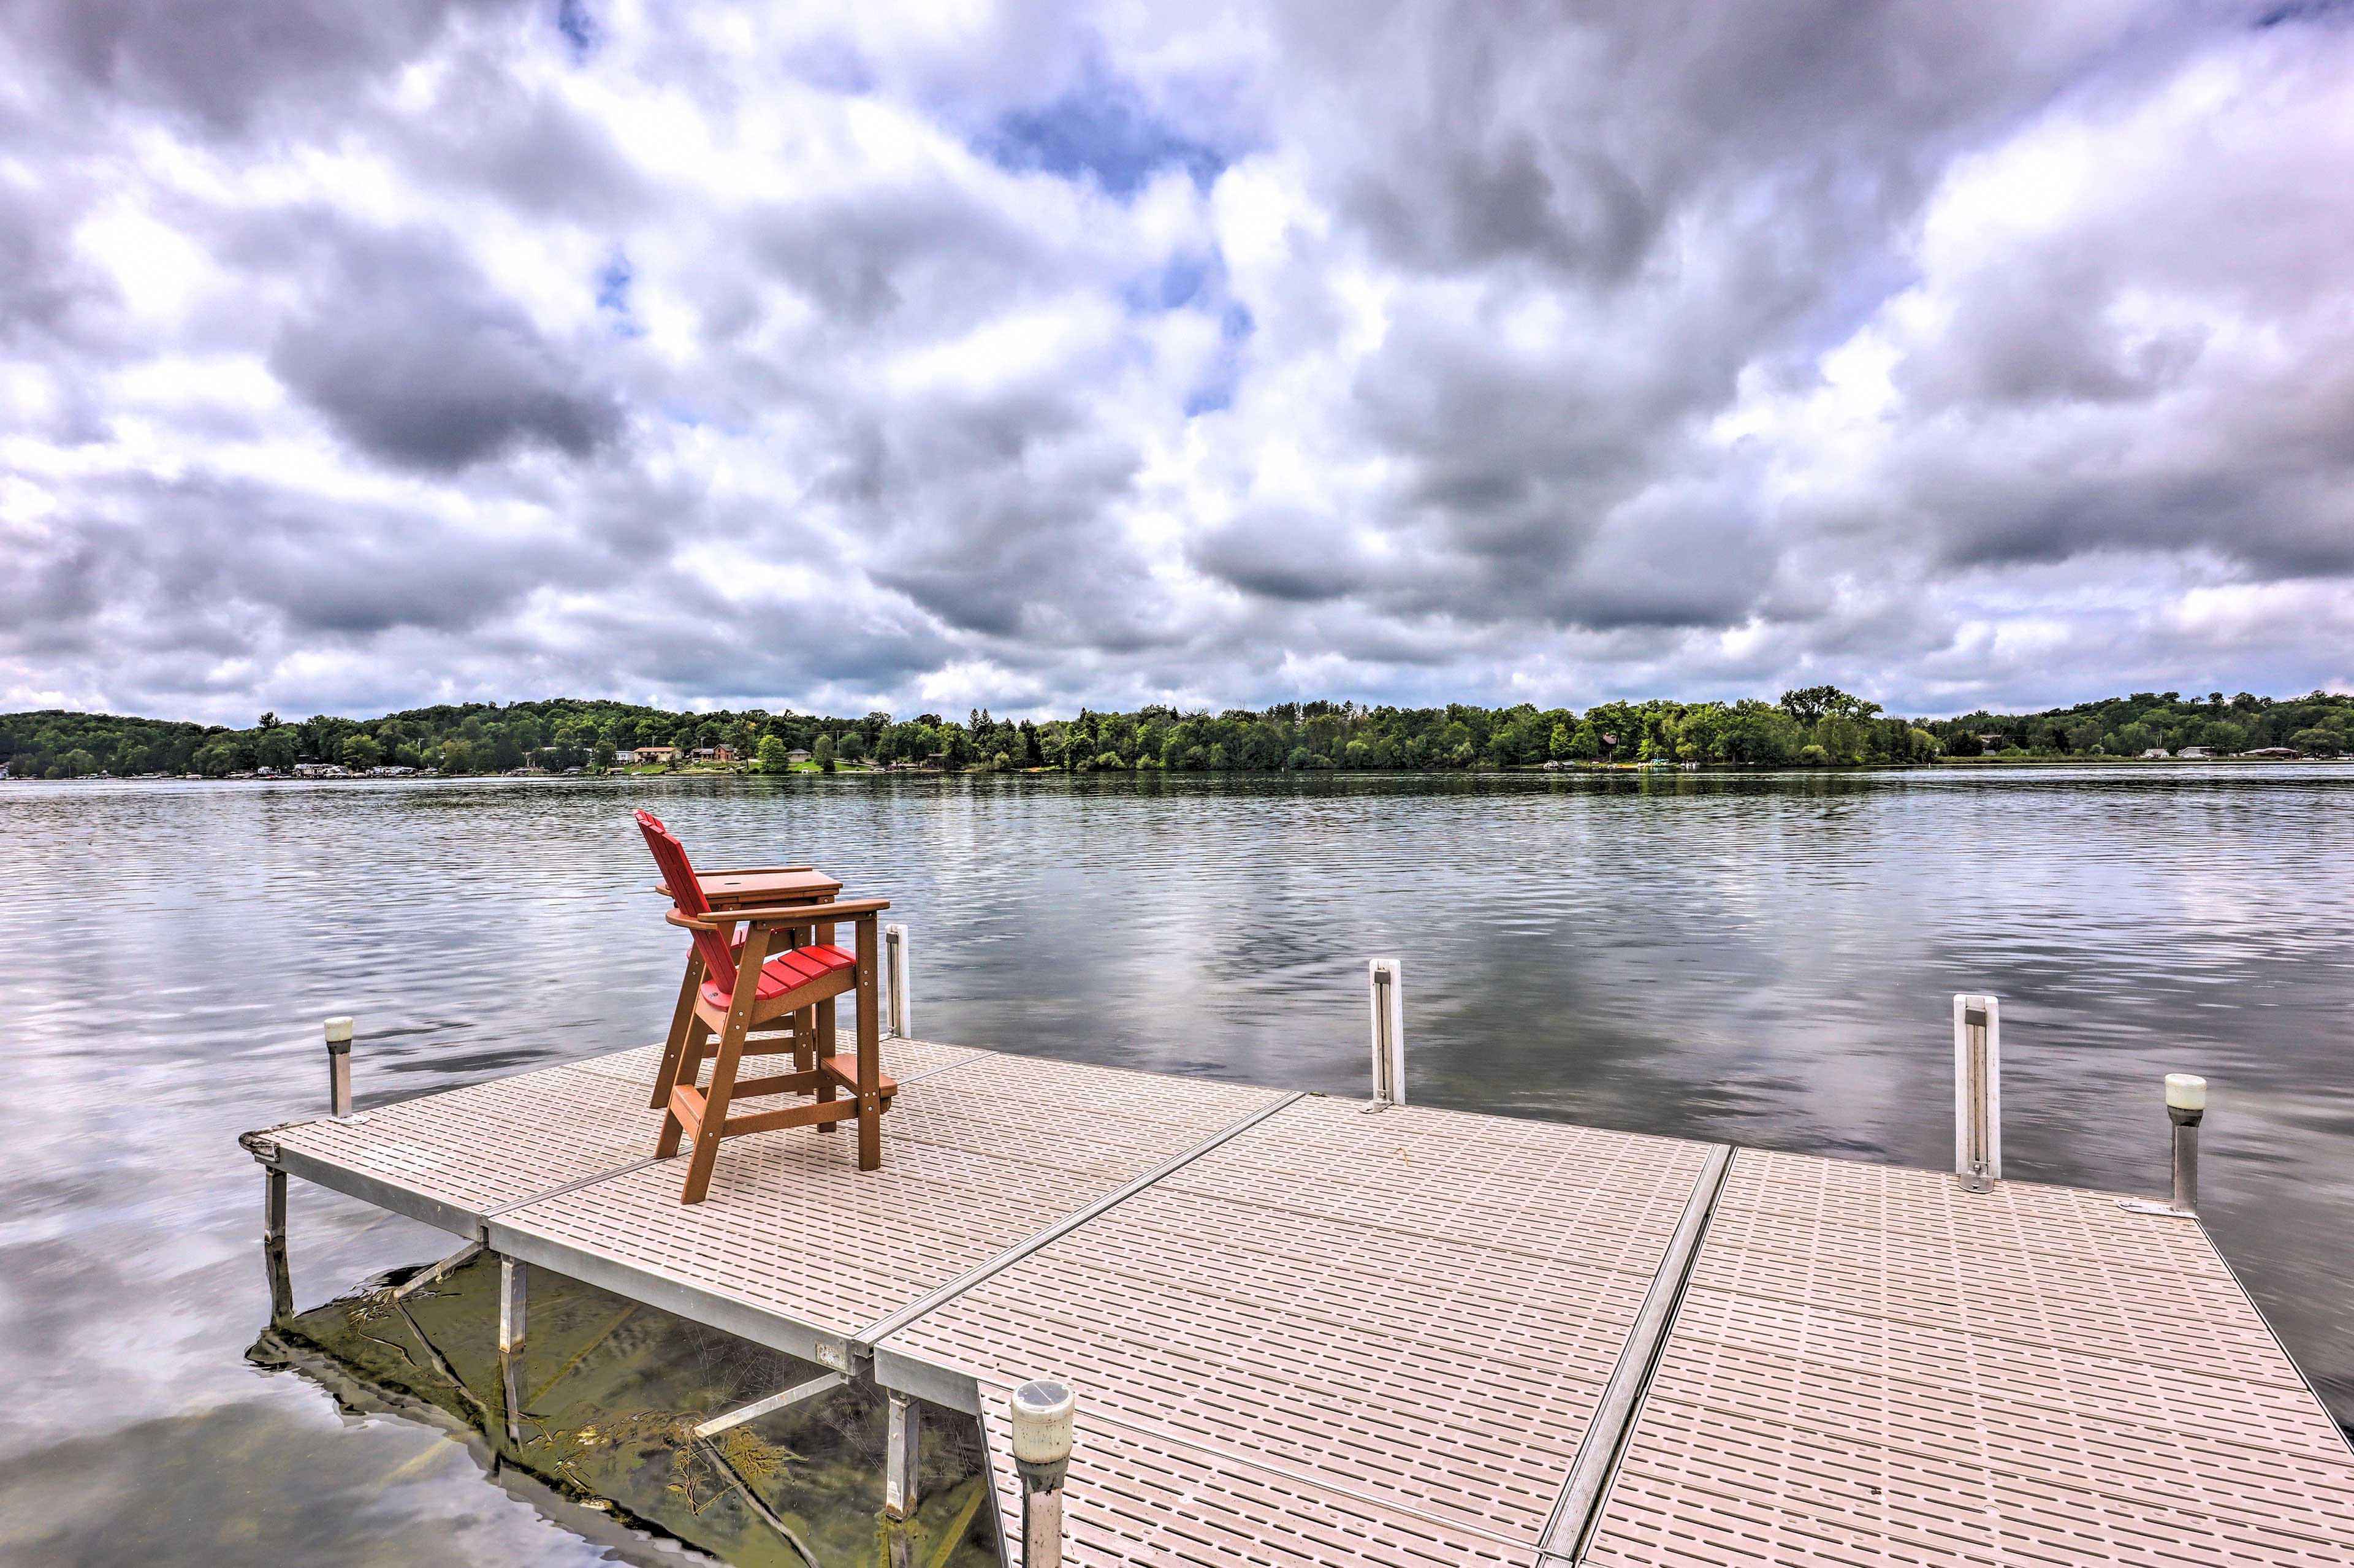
[2,1,2352,726]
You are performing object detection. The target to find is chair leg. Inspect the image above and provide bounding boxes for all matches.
[813,996,837,1132]
[682,1018,747,1205]
[650,951,707,1110]
[655,1017,712,1159]
[856,919,883,1171]
[682,924,770,1204]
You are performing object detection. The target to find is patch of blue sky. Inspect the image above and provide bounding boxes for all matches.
[595,248,644,337]
[1184,303,1255,417]
[979,68,1225,198]
[1122,249,1221,316]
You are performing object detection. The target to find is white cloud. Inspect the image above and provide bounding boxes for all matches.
[2,0,2350,725]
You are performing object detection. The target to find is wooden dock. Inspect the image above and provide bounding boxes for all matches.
[243,1034,2354,1567]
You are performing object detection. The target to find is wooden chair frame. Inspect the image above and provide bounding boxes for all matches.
[650,898,894,1201]
[644,865,838,1117]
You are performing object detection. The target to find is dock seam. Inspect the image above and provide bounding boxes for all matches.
[1534,1140,1734,1564]
[853,1088,1307,1352]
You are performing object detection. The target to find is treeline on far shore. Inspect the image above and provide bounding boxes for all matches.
[4,685,2351,782]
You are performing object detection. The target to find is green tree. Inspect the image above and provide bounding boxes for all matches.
[757,735,790,774]
[256,726,301,771]
[813,734,836,772]
[341,734,383,770]
[1780,686,1880,726]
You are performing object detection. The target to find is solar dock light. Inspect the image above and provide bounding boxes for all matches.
[2166,1072,2207,1213]
[324,1015,363,1122]
[1366,957,1404,1110]
[2124,1073,2208,1217]
[1010,1379,1075,1568]
[1952,994,2000,1193]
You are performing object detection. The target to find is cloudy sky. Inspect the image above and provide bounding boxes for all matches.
[3,1,2350,725]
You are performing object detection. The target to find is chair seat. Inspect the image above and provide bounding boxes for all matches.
[700,942,855,1008]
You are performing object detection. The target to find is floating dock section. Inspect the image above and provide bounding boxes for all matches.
[245,1036,2354,1567]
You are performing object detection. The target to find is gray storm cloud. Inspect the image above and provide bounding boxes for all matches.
[0,0,2348,722]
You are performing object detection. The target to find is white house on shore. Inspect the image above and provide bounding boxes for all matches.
[2177,747,2213,758]
[2141,748,2171,758]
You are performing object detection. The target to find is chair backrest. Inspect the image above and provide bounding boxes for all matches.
[633,810,737,991]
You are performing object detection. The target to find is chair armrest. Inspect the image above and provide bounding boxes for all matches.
[723,898,889,926]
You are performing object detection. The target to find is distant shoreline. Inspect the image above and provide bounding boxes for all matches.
[7,754,2344,785]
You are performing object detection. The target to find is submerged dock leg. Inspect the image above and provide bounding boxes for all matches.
[1011,1380,1074,1568]
[497,1255,528,1447]
[262,1168,293,1323]
[880,1390,923,1568]
[498,1256,527,1352]
[884,1391,921,1517]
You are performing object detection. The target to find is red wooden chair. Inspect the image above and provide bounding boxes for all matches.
[633,810,896,1201]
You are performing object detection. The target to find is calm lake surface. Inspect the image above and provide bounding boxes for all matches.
[2,767,2350,1564]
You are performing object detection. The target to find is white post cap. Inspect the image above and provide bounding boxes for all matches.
[1008,1379,1075,1465]
[323,1016,355,1044]
[2165,1073,2207,1111]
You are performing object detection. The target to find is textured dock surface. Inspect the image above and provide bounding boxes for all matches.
[249,1039,2354,1567]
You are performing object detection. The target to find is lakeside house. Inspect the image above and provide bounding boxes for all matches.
[788,748,810,764]
[2239,747,2302,758]
[612,748,638,764]
[2141,748,2171,758]
[694,745,736,762]
[2178,746,2213,758]
[291,762,351,778]
[634,745,680,764]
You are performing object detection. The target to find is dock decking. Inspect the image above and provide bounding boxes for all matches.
[245,1036,2354,1567]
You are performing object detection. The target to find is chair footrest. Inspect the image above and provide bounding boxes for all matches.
[820,1055,897,1101]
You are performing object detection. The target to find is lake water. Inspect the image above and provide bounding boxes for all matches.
[2,767,2349,1564]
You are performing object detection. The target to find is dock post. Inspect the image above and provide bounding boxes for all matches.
[1010,1379,1074,1568]
[1952,994,2000,1192]
[1366,958,1404,1109]
[2168,1073,2206,1214]
[262,1168,293,1322]
[497,1255,527,1447]
[885,923,912,1039]
[324,1015,359,1121]
[498,1257,527,1353]
[883,1391,921,1517]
